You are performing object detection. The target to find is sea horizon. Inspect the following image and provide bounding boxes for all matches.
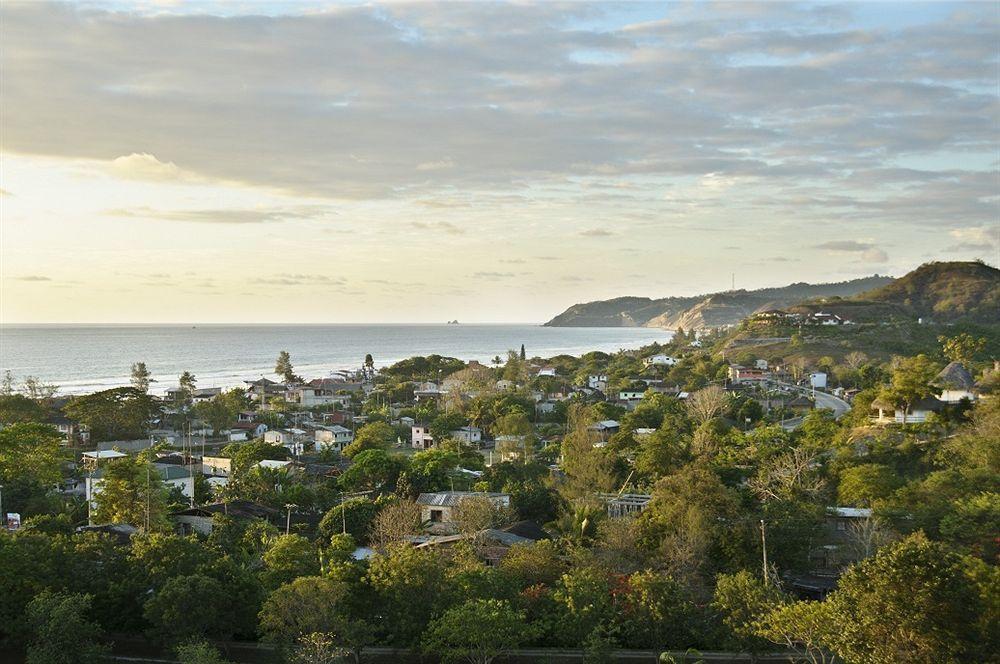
[0,323,672,396]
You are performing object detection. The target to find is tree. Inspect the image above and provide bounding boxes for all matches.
[452,495,514,537]
[64,387,160,442]
[552,566,615,646]
[0,423,62,488]
[130,362,153,393]
[338,449,407,492]
[342,421,396,458]
[366,545,453,646]
[837,464,901,507]
[143,574,229,643]
[174,641,234,664]
[369,500,422,550]
[939,333,987,365]
[319,497,380,545]
[258,576,373,662]
[261,534,320,589]
[712,570,789,654]
[878,354,939,425]
[422,599,532,664]
[687,385,729,425]
[25,591,108,664]
[520,344,526,361]
[179,372,197,399]
[92,453,171,531]
[275,351,299,384]
[823,533,989,663]
[616,571,701,649]
[0,394,47,424]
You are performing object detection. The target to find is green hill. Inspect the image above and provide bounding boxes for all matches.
[862,261,999,323]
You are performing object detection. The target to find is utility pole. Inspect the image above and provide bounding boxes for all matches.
[285,503,296,535]
[760,519,769,583]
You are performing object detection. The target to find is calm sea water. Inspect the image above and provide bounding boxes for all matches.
[0,325,672,395]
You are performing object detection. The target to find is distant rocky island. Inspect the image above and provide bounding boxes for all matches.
[544,275,894,330]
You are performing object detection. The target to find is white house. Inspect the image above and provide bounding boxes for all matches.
[315,425,354,452]
[933,362,979,404]
[871,396,944,424]
[412,425,434,449]
[202,456,232,477]
[450,425,483,445]
[809,372,828,389]
[643,354,677,367]
[536,367,557,377]
[588,374,608,391]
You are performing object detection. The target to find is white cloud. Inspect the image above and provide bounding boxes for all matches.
[107,153,187,182]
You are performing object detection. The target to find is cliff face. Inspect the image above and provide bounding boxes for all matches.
[544,275,894,329]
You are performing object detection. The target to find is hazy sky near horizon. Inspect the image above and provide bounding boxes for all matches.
[1,1,998,324]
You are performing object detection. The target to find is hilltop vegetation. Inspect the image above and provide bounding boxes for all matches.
[545,275,893,329]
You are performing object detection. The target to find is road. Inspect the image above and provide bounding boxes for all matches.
[768,380,851,431]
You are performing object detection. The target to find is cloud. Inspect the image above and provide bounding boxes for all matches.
[814,240,888,263]
[10,275,51,281]
[946,226,998,251]
[472,271,516,279]
[0,0,992,224]
[107,152,188,182]
[579,228,615,237]
[251,273,346,286]
[814,240,877,252]
[412,221,465,235]
[107,205,334,224]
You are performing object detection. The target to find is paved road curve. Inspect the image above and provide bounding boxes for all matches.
[768,380,851,431]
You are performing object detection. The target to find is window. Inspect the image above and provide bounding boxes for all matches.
[430,509,443,522]
[836,521,847,531]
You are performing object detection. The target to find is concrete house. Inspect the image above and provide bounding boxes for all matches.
[416,491,511,533]
[411,424,434,449]
[450,425,483,445]
[314,425,354,452]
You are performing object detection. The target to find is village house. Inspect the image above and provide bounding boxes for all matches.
[643,354,678,367]
[201,456,232,478]
[230,420,267,441]
[288,379,354,408]
[806,311,851,325]
[728,365,768,384]
[871,395,944,424]
[171,500,280,536]
[416,491,511,533]
[314,425,354,452]
[86,460,194,508]
[587,374,608,391]
[536,366,557,377]
[450,425,483,445]
[933,362,979,404]
[588,420,620,440]
[809,372,828,389]
[411,424,434,449]
[808,507,875,571]
[415,521,550,565]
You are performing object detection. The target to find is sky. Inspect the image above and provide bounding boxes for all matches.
[1,1,998,324]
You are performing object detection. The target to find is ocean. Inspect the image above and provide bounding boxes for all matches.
[0,324,672,395]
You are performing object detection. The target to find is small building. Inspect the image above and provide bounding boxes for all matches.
[202,456,232,477]
[809,372,828,389]
[933,362,978,404]
[588,420,620,440]
[600,493,652,519]
[315,425,354,452]
[450,425,483,445]
[588,374,608,391]
[411,424,435,449]
[643,354,678,367]
[288,379,356,407]
[171,500,280,536]
[415,521,550,565]
[729,365,768,383]
[536,367,557,377]
[786,395,814,415]
[416,491,511,533]
[871,396,944,424]
[232,421,268,439]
